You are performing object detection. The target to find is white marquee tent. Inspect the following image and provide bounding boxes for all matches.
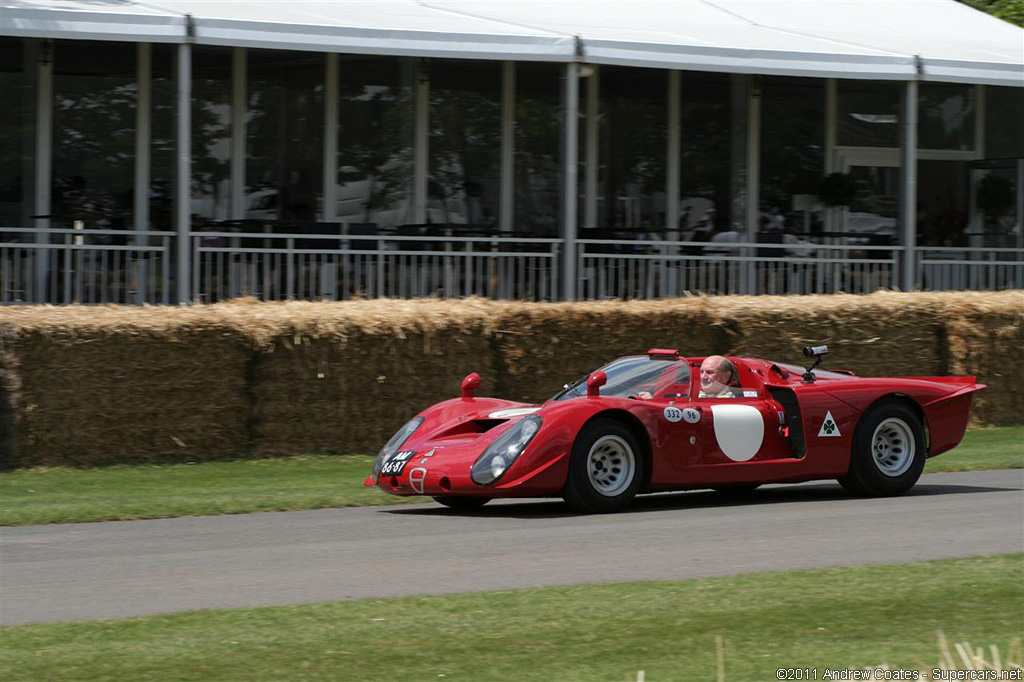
[2,0,1022,85]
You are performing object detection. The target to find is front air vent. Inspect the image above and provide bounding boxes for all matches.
[471,419,506,433]
[434,419,508,439]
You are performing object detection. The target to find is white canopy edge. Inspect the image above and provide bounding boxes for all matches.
[583,41,917,80]
[1,7,185,44]
[920,58,1024,87]
[193,19,575,62]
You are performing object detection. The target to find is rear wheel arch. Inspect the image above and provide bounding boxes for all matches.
[860,393,930,454]
[581,410,653,493]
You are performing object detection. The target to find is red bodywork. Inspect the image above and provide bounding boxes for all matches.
[366,354,983,500]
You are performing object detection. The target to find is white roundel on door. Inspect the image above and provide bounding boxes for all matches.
[710,404,764,462]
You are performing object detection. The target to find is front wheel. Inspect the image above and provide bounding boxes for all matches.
[432,496,491,510]
[838,400,926,497]
[562,419,645,513]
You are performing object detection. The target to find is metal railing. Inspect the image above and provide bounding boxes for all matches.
[1,228,175,305]
[2,227,1021,304]
[190,232,563,302]
[576,239,901,298]
[916,246,1024,291]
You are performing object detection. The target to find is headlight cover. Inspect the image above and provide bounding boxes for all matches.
[373,417,423,482]
[471,416,542,486]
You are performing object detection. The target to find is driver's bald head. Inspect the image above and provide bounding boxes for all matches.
[700,355,736,393]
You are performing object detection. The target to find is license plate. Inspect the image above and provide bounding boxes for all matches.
[380,450,416,477]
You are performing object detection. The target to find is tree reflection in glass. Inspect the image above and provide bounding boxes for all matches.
[51,41,136,236]
[515,63,562,236]
[428,59,501,229]
[337,56,415,228]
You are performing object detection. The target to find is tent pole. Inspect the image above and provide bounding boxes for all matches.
[175,41,192,303]
[499,61,515,234]
[899,73,918,292]
[562,61,579,301]
[34,39,53,303]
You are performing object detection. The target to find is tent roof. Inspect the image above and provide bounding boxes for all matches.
[2,0,1021,85]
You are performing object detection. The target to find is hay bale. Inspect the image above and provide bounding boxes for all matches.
[939,290,1024,425]
[715,291,949,377]
[0,323,20,468]
[2,305,252,466]
[231,299,498,454]
[491,297,723,404]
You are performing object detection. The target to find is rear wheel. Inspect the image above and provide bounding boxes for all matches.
[432,496,491,510]
[838,400,925,497]
[562,419,645,513]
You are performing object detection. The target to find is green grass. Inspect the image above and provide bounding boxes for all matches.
[1,555,1021,681]
[0,455,418,526]
[925,425,1024,472]
[2,426,1020,526]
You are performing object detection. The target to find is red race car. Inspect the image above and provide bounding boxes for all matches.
[366,346,983,513]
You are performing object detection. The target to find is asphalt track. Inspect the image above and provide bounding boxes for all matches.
[2,469,1022,625]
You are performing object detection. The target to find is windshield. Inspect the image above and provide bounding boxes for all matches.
[551,356,691,401]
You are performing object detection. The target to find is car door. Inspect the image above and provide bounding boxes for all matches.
[694,361,789,465]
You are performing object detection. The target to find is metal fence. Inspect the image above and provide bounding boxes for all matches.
[1,228,175,305]
[575,239,901,299]
[2,227,1021,304]
[916,246,1024,291]
[190,232,563,302]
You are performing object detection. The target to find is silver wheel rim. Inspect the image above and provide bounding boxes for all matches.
[586,435,636,497]
[871,417,915,477]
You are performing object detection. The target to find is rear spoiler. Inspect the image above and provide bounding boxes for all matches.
[914,376,986,406]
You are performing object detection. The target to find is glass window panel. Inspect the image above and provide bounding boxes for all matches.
[191,47,232,223]
[515,62,562,236]
[918,160,969,246]
[595,66,667,232]
[51,40,136,234]
[336,56,415,229]
[0,37,35,227]
[428,59,501,228]
[759,76,824,233]
[679,73,748,235]
[849,166,899,219]
[918,83,975,151]
[975,165,1018,246]
[838,80,901,148]
[985,86,1024,158]
[246,50,324,222]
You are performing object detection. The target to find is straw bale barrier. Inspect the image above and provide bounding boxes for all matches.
[221,299,499,454]
[0,323,18,466]
[713,292,951,378]
[0,291,1020,468]
[938,290,1023,425]
[0,306,251,467]
[491,298,722,403]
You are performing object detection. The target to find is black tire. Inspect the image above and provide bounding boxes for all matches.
[562,418,645,513]
[432,496,491,510]
[838,399,926,497]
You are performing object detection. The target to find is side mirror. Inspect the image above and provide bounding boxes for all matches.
[586,371,607,398]
[461,373,481,401]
